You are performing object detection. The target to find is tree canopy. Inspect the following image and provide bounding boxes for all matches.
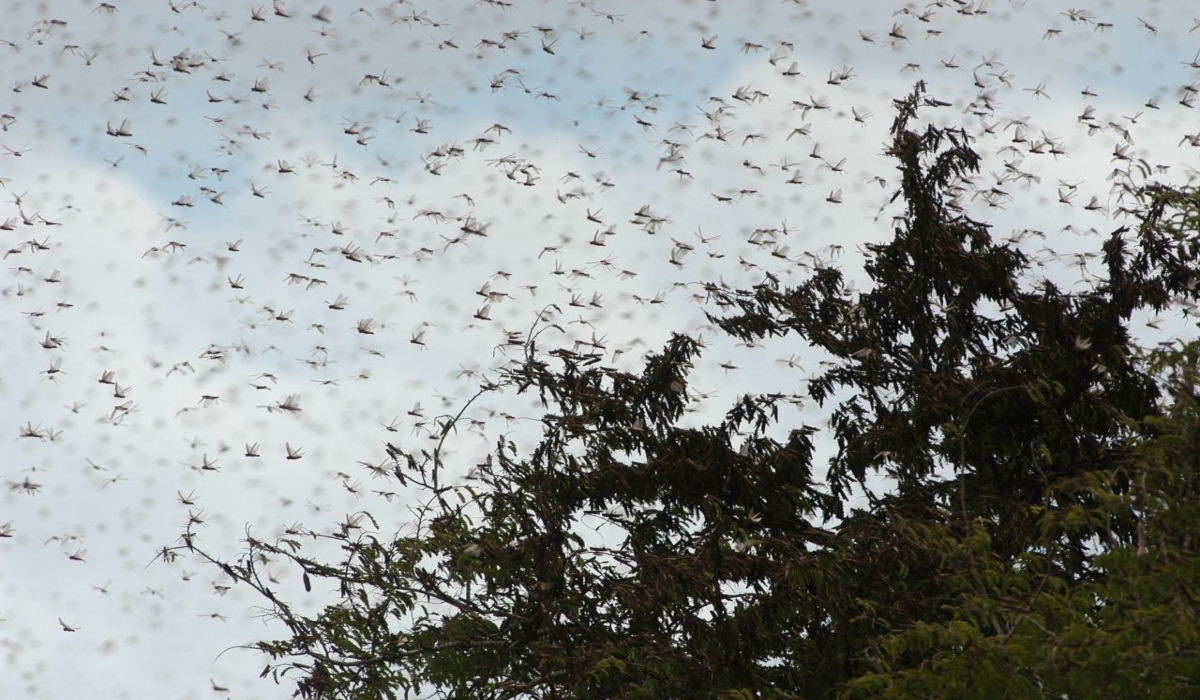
[173,84,1200,699]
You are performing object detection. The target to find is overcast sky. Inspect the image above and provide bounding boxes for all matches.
[1,1,1198,697]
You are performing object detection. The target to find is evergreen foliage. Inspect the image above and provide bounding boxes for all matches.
[176,85,1200,699]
